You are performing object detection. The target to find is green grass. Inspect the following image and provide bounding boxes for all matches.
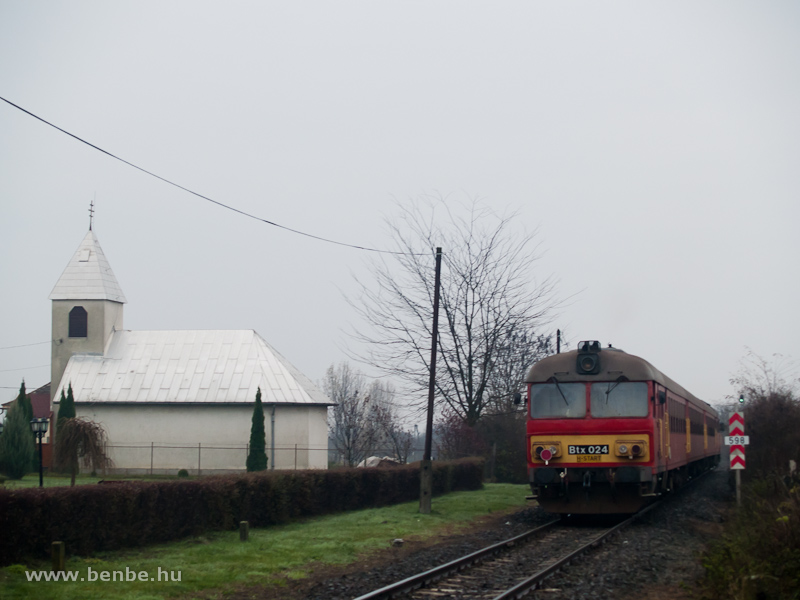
[0,483,530,599]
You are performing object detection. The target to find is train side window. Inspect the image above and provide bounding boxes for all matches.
[668,398,687,433]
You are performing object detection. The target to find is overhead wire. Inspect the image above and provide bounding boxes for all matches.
[0,95,425,256]
[0,364,50,373]
[0,341,50,351]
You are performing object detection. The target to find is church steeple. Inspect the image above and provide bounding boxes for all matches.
[49,230,127,303]
[50,229,126,401]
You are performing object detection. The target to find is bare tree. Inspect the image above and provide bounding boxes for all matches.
[54,418,112,485]
[484,331,553,415]
[370,382,414,463]
[729,350,800,474]
[730,347,799,402]
[324,363,380,467]
[349,196,558,425]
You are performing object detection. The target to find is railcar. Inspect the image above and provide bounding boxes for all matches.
[525,341,720,514]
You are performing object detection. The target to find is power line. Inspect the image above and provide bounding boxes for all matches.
[0,95,423,256]
[0,364,49,373]
[0,341,50,351]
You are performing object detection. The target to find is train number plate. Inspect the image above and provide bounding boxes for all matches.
[568,445,609,455]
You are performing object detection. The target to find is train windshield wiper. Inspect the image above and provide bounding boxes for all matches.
[605,376,626,403]
[550,377,569,406]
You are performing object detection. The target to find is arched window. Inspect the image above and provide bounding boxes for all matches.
[69,306,87,338]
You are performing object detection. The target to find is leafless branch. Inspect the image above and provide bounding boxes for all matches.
[347,195,559,425]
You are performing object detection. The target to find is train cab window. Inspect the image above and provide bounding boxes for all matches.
[590,382,649,418]
[529,383,586,418]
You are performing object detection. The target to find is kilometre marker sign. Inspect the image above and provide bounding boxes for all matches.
[724,436,750,445]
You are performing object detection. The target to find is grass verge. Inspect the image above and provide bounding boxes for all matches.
[0,483,529,599]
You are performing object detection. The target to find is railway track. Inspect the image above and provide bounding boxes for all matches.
[353,469,713,600]
[353,498,664,600]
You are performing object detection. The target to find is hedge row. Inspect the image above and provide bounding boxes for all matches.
[0,458,483,565]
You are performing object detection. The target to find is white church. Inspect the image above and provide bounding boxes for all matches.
[49,228,333,473]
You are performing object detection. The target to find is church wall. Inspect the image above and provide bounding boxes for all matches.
[73,403,329,473]
[51,299,123,402]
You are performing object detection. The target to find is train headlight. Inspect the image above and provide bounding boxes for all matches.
[579,355,598,372]
[532,442,561,462]
[615,440,646,459]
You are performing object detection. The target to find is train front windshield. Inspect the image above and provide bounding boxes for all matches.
[529,383,586,418]
[529,381,650,419]
[590,382,648,417]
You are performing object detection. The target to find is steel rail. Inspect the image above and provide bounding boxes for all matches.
[492,501,660,599]
[493,467,715,600]
[351,519,560,600]
[353,467,716,600]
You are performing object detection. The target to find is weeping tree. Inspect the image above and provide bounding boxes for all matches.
[53,418,112,485]
[350,196,558,426]
[246,387,268,472]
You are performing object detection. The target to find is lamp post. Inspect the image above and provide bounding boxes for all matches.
[30,417,49,487]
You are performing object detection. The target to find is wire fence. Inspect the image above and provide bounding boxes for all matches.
[100,443,329,475]
[97,443,432,475]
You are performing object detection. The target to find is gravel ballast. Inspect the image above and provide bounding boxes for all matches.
[229,468,731,600]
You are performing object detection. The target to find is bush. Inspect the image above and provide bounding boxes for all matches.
[741,392,800,478]
[701,474,800,600]
[435,408,528,484]
[0,458,483,565]
[177,469,189,478]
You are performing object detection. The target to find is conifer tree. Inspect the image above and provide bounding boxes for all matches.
[246,387,268,472]
[12,381,37,472]
[16,381,33,424]
[0,401,36,479]
[57,383,77,430]
[54,384,78,475]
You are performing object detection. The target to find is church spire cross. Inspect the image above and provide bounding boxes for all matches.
[89,199,95,230]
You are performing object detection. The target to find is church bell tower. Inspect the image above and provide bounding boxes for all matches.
[49,228,126,401]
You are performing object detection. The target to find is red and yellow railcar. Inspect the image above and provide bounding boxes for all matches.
[525,341,720,514]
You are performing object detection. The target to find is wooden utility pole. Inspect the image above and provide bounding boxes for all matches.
[420,247,442,514]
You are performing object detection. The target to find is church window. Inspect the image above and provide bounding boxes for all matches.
[69,306,88,338]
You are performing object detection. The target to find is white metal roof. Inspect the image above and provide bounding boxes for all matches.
[52,329,332,405]
[49,230,127,302]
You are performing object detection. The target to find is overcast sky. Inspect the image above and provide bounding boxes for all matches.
[1,1,798,411]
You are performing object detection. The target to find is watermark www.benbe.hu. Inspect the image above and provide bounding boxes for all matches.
[25,566,182,582]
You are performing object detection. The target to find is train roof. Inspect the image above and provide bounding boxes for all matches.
[525,345,717,415]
